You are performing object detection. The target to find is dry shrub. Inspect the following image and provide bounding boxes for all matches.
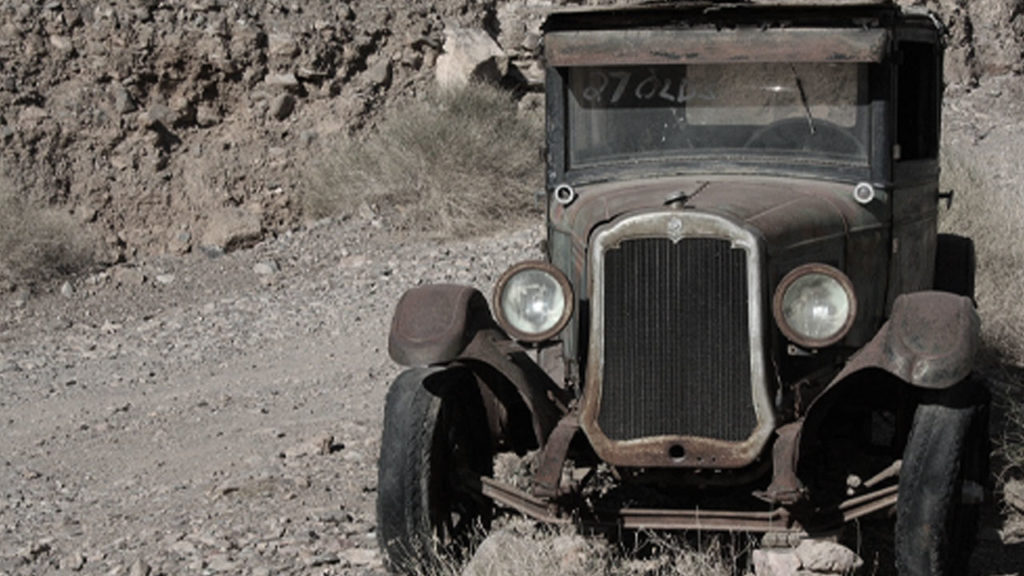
[941,137,1024,480]
[0,178,95,286]
[999,368,1024,481]
[940,144,1024,364]
[305,82,543,236]
[447,519,739,576]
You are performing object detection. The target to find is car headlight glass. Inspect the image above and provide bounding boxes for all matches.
[494,262,573,342]
[773,264,856,348]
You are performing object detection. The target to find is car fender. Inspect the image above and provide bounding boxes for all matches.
[762,291,979,506]
[833,290,979,390]
[388,283,566,446]
[388,284,494,366]
[805,291,980,438]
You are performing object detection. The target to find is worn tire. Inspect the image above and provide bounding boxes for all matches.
[895,381,989,576]
[376,368,493,573]
[934,233,976,300]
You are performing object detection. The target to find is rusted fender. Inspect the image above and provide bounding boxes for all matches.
[833,290,979,389]
[388,284,493,366]
[761,291,978,507]
[388,283,566,445]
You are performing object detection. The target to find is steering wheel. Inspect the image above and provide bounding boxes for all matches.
[744,118,865,157]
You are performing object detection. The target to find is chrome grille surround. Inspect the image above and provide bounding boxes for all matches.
[580,210,776,469]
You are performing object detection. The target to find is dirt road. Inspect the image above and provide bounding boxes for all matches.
[0,216,540,575]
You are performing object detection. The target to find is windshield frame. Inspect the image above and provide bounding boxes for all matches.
[544,26,890,187]
[564,62,872,171]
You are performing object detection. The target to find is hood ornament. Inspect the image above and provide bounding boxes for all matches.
[667,217,684,243]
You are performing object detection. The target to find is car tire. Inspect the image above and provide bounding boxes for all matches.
[895,381,989,576]
[934,233,976,300]
[376,368,494,573]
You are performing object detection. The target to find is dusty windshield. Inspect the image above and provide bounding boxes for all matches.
[567,63,869,168]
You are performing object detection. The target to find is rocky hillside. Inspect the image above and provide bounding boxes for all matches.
[0,0,1021,265]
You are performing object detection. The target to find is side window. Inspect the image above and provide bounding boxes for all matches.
[896,41,939,160]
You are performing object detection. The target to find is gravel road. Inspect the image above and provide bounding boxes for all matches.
[0,216,541,575]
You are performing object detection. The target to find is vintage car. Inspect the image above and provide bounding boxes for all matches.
[377,1,990,574]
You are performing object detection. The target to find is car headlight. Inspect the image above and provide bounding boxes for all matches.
[493,261,573,342]
[773,264,857,348]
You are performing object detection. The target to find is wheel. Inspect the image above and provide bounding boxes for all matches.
[744,118,865,156]
[895,380,990,576]
[934,234,976,300]
[376,368,495,573]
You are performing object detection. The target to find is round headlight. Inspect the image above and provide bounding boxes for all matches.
[494,261,573,342]
[773,264,857,348]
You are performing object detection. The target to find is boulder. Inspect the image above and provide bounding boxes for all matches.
[794,539,864,574]
[435,28,508,88]
[201,208,262,252]
[752,548,802,576]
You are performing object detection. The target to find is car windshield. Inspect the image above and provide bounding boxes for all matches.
[567,63,870,169]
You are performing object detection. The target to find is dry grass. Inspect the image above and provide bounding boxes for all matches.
[941,134,1024,482]
[999,369,1024,480]
[0,175,96,286]
[305,82,543,237]
[417,520,742,576]
[940,145,1024,364]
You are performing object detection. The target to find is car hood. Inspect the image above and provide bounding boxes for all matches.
[550,175,888,256]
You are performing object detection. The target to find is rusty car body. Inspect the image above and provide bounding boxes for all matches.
[376,1,990,574]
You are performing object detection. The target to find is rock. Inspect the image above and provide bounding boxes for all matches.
[283,433,338,458]
[60,281,74,298]
[168,230,193,254]
[0,358,19,373]
[304,553,340,567]
[59,551,86,571]
[550,532,593,573]
[141,104,174,129]
[112,266,146,287]
[128,558,151,576]
[201,208,262,252]
[265,73,301,91]
[204,554,238,572]
[49,34,73,53]
[753,548,802,576]
[511,59,545,87]
[794,539,863,574]
[1005,478,1024,513]
[364,58,392,91]
[270,94,296,120]
[462,524,599,576]
[155,274,175,285]
[17,106,49,124]
[435,28,509,88]
[462,528,523,576]
[253,260,280,275]
[195,104,220,127]
[496,1,549,55]
[267,32,300,59]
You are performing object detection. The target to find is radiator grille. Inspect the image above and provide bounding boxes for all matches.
[598,237,756,442]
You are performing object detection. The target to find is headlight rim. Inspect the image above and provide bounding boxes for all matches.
[493,260,574,343]
[772,263,857,349]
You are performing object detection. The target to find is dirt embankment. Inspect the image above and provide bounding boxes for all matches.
[2,0,1022,268]
[0,0,502,264]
